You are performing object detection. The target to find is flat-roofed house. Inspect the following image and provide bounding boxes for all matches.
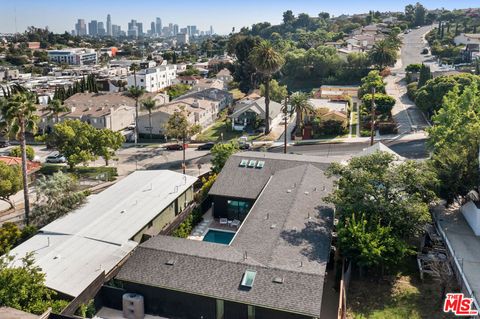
[8,170,197,299]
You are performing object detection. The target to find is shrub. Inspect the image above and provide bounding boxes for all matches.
[9,145,35,161]
[405,64,422,72]
[407,82,418,100]
[361,93,396,116]
[172,207,204,238]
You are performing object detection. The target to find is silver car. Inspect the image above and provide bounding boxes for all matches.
[45,153,67,163]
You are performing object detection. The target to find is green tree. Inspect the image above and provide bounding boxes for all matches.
[415,73,480,117]
[325,152,437,241]
[92,128,124,166]
[417,64,432,88]
[0,223,21,255]
[358,70,386,98]
[141,97,157,140]
[414,2,427,26]
[210,142,240,174]
[46,119,97,169]
[1,86,39,225]
[361,93,396,117]
[31,172,87,227]
[46,98,68,123]
[289,92,314,136]
[427,83,480,203]
[337,213,413,271]
[283,10,296,25]
[250,40,285,134]
[0,163,22,209]
[166,84,191,100]
[164,106,202,174]
[0,253,69,314]
[9,145,35,161]
[368,39,398,69]
[259,79,287,103]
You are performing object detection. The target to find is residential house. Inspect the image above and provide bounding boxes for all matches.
[216,68,233,85]
[138,98,219,136]
[38,92,136,132]
[99,152,334,319]
[192,78,225,91]
[230,97,283,132]
[177,75,201,85]
[454,33,480,46]
[8,170,197,299]
[127,64,177,92]
[175,87,233,111]
[313,85,359,99]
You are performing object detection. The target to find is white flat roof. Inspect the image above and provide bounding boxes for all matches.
[9,170,197,297]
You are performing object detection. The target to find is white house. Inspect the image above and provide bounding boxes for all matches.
[230,97,283,132]
[128,65,177,92]
[454,33,480,46]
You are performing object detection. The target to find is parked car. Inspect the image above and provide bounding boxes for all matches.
[165,144,184,151]
[421,48,429,54]
[45,153,67,163]
[0,141,10,148]
[197,142,215,150]
[239,143,251,150]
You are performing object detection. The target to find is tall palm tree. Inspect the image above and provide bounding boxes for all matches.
[2,87,39,225]
[289,92,314,136]
[128,86,145,144]
[141,97,156,140]
[368,39,398,69]
[250,41,285,134]
[46,98,68,124]
[130,63,140,87]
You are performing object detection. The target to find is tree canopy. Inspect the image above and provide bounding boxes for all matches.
[0,162,22,209]
[210,142,239,174]
[325,152,437,268]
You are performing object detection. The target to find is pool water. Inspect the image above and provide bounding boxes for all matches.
[203,229,235,245]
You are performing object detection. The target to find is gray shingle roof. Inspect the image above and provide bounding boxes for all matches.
[116,152,334,317]
[209,152,331,199]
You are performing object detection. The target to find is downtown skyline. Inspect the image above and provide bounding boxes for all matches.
[0,0,479,35]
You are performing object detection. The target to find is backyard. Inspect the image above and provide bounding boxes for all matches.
[347,259,456,319]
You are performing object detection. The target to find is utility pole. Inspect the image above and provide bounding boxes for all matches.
[284,95,288,154]
[370,87,376,146]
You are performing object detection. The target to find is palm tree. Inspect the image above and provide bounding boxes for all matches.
[289,92,314,136]
[1,86,39,225]
[250,41,285,134]
[141,97,156,140]
[129,63,140,87]
[46,98,68,124]
[368,39,398,69]
[128,86,145,144]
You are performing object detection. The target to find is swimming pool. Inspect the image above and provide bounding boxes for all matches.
[202,229,235,245]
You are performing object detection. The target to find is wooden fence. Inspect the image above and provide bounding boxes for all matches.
[338,259,352,319]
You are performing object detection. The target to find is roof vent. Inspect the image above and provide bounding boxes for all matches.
[120,209,126,214]
[304,191,309,195]
[286,189,292,193]
[273,276,284,284]
[248,160,257,168]
[239,159,248,167]
[165,259,176,266]
[270,224,276,229]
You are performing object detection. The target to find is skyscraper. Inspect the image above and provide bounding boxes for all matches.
[173,24,179,36]
[88,20,98,36]
[106,14,112,36]
[210,25,214,35]
[150,22,156,35]
[75,19,87,36]
[112,25,121,37]
[155,17,162,36]
[98,22,106,36]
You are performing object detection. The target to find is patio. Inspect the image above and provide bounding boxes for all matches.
[188,208,240,241]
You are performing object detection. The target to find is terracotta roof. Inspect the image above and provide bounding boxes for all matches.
[0,156,41,175]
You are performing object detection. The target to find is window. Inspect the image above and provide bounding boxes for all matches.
[241,270,256,288]
[248,160,257,168]
[247,305,255,319]
[227,200,250,221]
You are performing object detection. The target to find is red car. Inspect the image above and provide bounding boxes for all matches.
[165,144,185,151]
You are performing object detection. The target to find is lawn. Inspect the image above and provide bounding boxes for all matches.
[39,164,118,181]
[347,259,456,319]
[194,117,245,142]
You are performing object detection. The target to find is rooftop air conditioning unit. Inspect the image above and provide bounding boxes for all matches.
[122,293,145,319]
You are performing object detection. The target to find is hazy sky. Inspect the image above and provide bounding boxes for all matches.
[0,0,478,35]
